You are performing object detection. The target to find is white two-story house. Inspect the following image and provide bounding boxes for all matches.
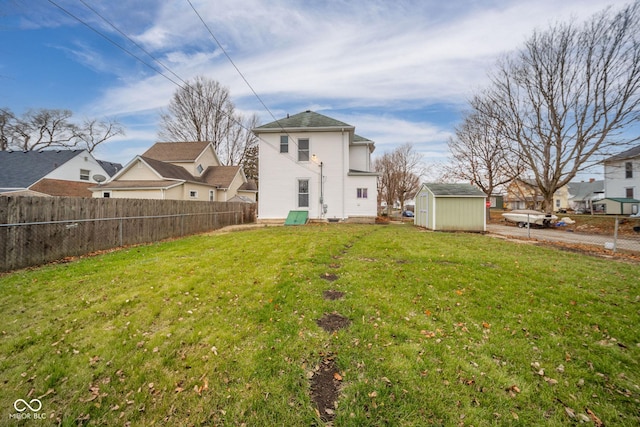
[253,110,378,223]
[601,144,640,215]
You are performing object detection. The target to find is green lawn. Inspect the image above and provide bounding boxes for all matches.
[1,224,638,426]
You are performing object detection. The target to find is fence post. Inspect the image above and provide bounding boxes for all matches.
[613,216,619,253]
[119,218,123,247]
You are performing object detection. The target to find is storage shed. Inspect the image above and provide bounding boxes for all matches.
[414,183,487,231]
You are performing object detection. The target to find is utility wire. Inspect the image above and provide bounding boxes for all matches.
[45,0,320,175]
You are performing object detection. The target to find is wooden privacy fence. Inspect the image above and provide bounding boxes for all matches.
[0,196,256,272]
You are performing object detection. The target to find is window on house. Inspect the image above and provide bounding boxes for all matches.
[625,162,633,178]
[209,190,215,201]
[298,179,309,207]
[189,190,198,198]
[626,187,634,198]
[280,135,288,153]
[298,138,309,162]
[197,164,204,174]
[103,192,111,198]
[80,169,90,181]
[357,188,368,199]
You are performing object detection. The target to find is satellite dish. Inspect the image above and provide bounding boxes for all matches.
[93,174,107,183]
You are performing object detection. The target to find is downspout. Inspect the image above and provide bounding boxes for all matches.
[341,128,345,220]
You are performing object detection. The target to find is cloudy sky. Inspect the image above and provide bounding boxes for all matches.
[1,0,631,170]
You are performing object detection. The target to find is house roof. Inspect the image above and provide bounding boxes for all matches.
[254,110,354,131]
[142,142,211,162]
[201,165,241,188]
[567,180,604,201]
[92,180,184,190]
[30,178,94,197]
[239,179,258,192]
[421,183,487,197]
[140,156,200,182]
[604,144,640,162]
[0,150,122,190]
[0,150,83,188]
[97,160,123,177]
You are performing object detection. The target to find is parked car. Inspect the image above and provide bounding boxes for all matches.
[402,210,414,217]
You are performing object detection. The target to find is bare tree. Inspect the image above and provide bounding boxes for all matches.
[374,143,423,215]
[0,108,123,152]
[158,76,255,167]
[481,2,640,212]
[393,143,423,212]
[445,94,525,198]
[75,118,125,152]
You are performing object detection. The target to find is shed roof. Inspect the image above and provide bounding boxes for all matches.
[421,183,486,197]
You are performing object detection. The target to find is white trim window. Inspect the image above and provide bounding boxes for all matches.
[357,188,368,199]
[102,191,111,198]
[80,169,90,181]
[189,190,198,198]
[298,138,309,162]
[209,190,215,201]
[298,179,309,208]
[280,135,288,153]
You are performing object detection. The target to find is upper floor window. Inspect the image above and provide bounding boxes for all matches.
[80,169,90,181]
[625,162,633,179]
[197,164,204,174]
[298,138,309,162]
[280,135,288,153]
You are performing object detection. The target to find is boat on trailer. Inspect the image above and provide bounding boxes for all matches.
[502,209,558,228]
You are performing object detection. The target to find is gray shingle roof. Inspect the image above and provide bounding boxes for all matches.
[0,150,82,188]
[567,180,604,201]
[254,110,354,131]
[422,183,487,197]
[604,144,640,162]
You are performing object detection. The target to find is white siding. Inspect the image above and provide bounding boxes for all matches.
[44,150,111,184]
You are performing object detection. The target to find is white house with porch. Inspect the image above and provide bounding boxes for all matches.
[253,110,378,223]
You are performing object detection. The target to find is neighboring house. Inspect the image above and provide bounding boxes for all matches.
[91,142,256,202]
[506,178,603,213]
[504,179,544,210]
[0,149,122,197]
[600,144,640,214]
[565,180,605,213]
[253,110,378,223]
[414,183,487,232]
[604,144,640,198]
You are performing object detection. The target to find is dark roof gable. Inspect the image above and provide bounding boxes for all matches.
[604,144,640,162]
[0,150,81,187]
[255,110,354,130]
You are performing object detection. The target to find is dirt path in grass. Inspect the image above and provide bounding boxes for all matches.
[307,233,368,422]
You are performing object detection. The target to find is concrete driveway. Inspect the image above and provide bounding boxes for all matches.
[486,224,640,253]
